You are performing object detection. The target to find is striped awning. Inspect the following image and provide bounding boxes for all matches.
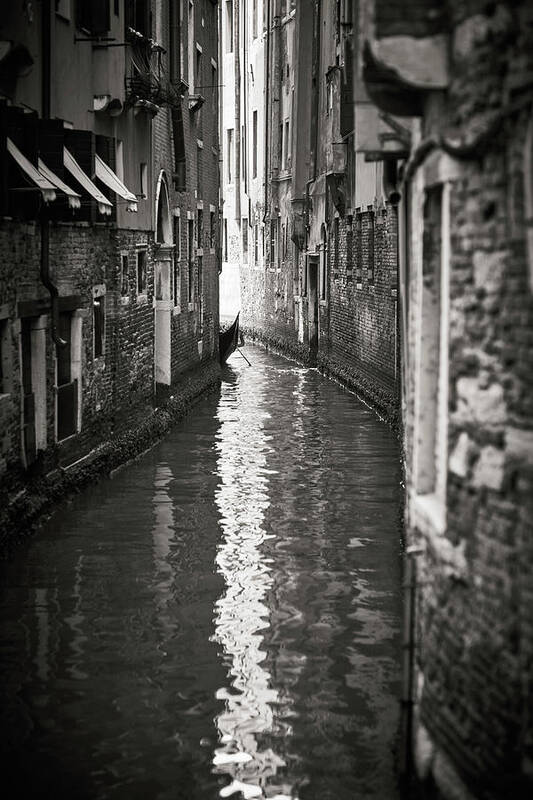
[95,154,138,212]
[7,138,57,203]
[63,147,113,216]
[37,158,81,210]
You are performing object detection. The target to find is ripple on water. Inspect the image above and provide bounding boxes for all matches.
[0,346,401,800]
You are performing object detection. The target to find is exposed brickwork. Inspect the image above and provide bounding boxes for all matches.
[0,0,220,546]
[368,0,533,796]
[238,2,400,424]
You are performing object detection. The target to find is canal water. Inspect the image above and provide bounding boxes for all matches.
[0,346,402,800]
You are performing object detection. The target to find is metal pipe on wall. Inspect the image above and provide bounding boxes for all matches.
[234,0,241,223]
[40,0,66,348]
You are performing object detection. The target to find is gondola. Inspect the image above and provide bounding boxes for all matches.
[219,312,240,365]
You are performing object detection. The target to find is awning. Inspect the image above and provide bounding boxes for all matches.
[7,138,57,203]
[38,158,81,210]
[95,154,138,212]
[63,147,112,216]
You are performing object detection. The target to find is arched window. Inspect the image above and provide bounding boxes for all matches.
[155,172,172,244]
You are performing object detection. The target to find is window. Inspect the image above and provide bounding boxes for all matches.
[140,162,147,198]
[125,0,150,36]
[226,1,234,53]
[93,293,105,359]
[334,216,339,276]
[195,45,202,88]
[198,255,203,328]
[197,208,203,248]
[269,219,278,267]
[355,211,363,284]
[211,65,217,115]
[253,0,258,38]
[210,210,216,249]
[197,144,203,195]
[327,80,333,114]
[175,214,182,260]
[173,216,181,307]
[284,120,290,170]
[227,128,234,184]
[57,311,78,441]
[417,184,445,496]
[242,218,248,257]
[224,218,228,262]
[254,225,259,264]
[188,218,195,303]
[0,318,12,396]
[241,124,247,187]
[252,111,258,179]
[367,209,375,283]
[320,225,327,300]
[346,215,354,277]
[137,250,147,295]
[120,254,129,296]
[77,0,110,34]
[278,123,283,168]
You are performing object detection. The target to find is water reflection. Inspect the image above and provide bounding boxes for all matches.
[213,371,289,799]
[0,346,402,800]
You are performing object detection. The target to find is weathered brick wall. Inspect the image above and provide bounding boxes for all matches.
[319,204,399,417]
[152,0,219,376]
[241,203,400,421]
[0,221,156,480]
[400,2,533,797]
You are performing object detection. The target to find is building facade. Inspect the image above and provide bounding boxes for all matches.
[360,1,533,797]
[221,0,400,419]
[0,0,220,541]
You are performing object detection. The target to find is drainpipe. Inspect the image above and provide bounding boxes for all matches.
[234,0,241,223]
[263,0,271,222]
[311,0,321,182]
[40,0,66,347]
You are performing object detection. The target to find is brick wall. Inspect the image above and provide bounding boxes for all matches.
[390,1,533,796]
[319,204,399,416]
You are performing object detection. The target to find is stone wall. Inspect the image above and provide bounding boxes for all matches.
[383,1,533,797]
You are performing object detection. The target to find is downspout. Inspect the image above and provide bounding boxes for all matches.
[234,0,241,223]
[263,0,271,222]
[304,0,321,239]
[40,0,66,347]
[311,0,321,182]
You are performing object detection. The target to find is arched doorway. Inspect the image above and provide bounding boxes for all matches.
[154,172,173,392]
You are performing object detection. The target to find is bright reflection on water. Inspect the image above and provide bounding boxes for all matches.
[0,347,402,800]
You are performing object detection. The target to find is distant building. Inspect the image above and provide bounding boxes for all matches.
[221,0,400,420]
[0,1,219,522]
[219,0,267,324]
[361,0,533,797]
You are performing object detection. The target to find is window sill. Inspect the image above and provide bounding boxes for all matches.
[57,431,79,446]
[136,294,148,304]
[173,305,181,316]
[188,302,195,312]
[319,299,327,306]
[412,492,446,537]
[120,295,130,305]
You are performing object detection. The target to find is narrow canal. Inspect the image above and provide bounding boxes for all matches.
[1,347,402,800]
